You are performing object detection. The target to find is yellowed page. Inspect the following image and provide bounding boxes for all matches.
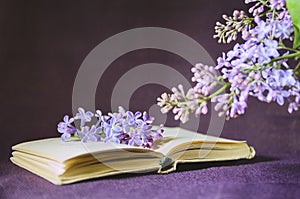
[11,155,161,185]
[12,137,152,163]
[155,126,245,155]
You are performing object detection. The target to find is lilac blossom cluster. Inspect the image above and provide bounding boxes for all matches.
[157,0,300,123]
[57,107,164,148]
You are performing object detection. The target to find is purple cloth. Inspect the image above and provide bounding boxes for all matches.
[1,158,300,199]
[1,101,300,199]
[1,100,300,199]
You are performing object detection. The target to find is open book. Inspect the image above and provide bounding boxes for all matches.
[10,126,255,185]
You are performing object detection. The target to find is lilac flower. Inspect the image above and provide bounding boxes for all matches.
[57,107,164,148]
[157,0,300,122]
[153,124,164,139]
[127,111,144,126]
[57,115,76,141]
[63,115,74,126]
[195,101,208,117]
[142,112,154,124]
[95,110,103,127]
[77,125,102,142]
[288,102,299,113]
[250,20,272,40]
[229,96,247,118]
[117,106,126,118]
[212,94,229,110]
[273,69,296,86]
[256,43,276,64]
[75,107,94,127]
[248,3,265,16]
[217,52,231,69]
[264,40,280,58]
[270,0,286,10]
[137,125,157,148]
[102,108,163,147]
[272,13,293,39]
[128,129,143,146]
[102,115,122,143]
[95,110,102,119]
[173,107,189,123]
[141,138,154,148]
[192,64,218,97]
[125,123,163,147]
[227,43,243,61]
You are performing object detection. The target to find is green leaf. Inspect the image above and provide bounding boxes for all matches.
[293,25,300,49]
[286,0,300,48]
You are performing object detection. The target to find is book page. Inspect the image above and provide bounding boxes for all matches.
[12,137,152,163]
[154,126,245,155]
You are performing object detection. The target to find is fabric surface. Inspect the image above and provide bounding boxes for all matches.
[1,101,300,199]
[1,157,300,199]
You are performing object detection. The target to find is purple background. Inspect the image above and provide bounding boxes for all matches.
[0,0,250,161]
[0,0,300,198]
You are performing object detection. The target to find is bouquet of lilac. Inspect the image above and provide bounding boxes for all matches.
[157,0,300,123]
[57,107,164,148]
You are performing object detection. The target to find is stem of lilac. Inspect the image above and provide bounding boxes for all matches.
[224,90,235,110]
[169,82,230,108]
[258,0,268,7]
[71,134,80,139]
[278,46,298,52]
[202,83,230,101]
[278,41,298,52]
[270,51,300,64]
[272,8,276,19]
[294,62,300,75]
